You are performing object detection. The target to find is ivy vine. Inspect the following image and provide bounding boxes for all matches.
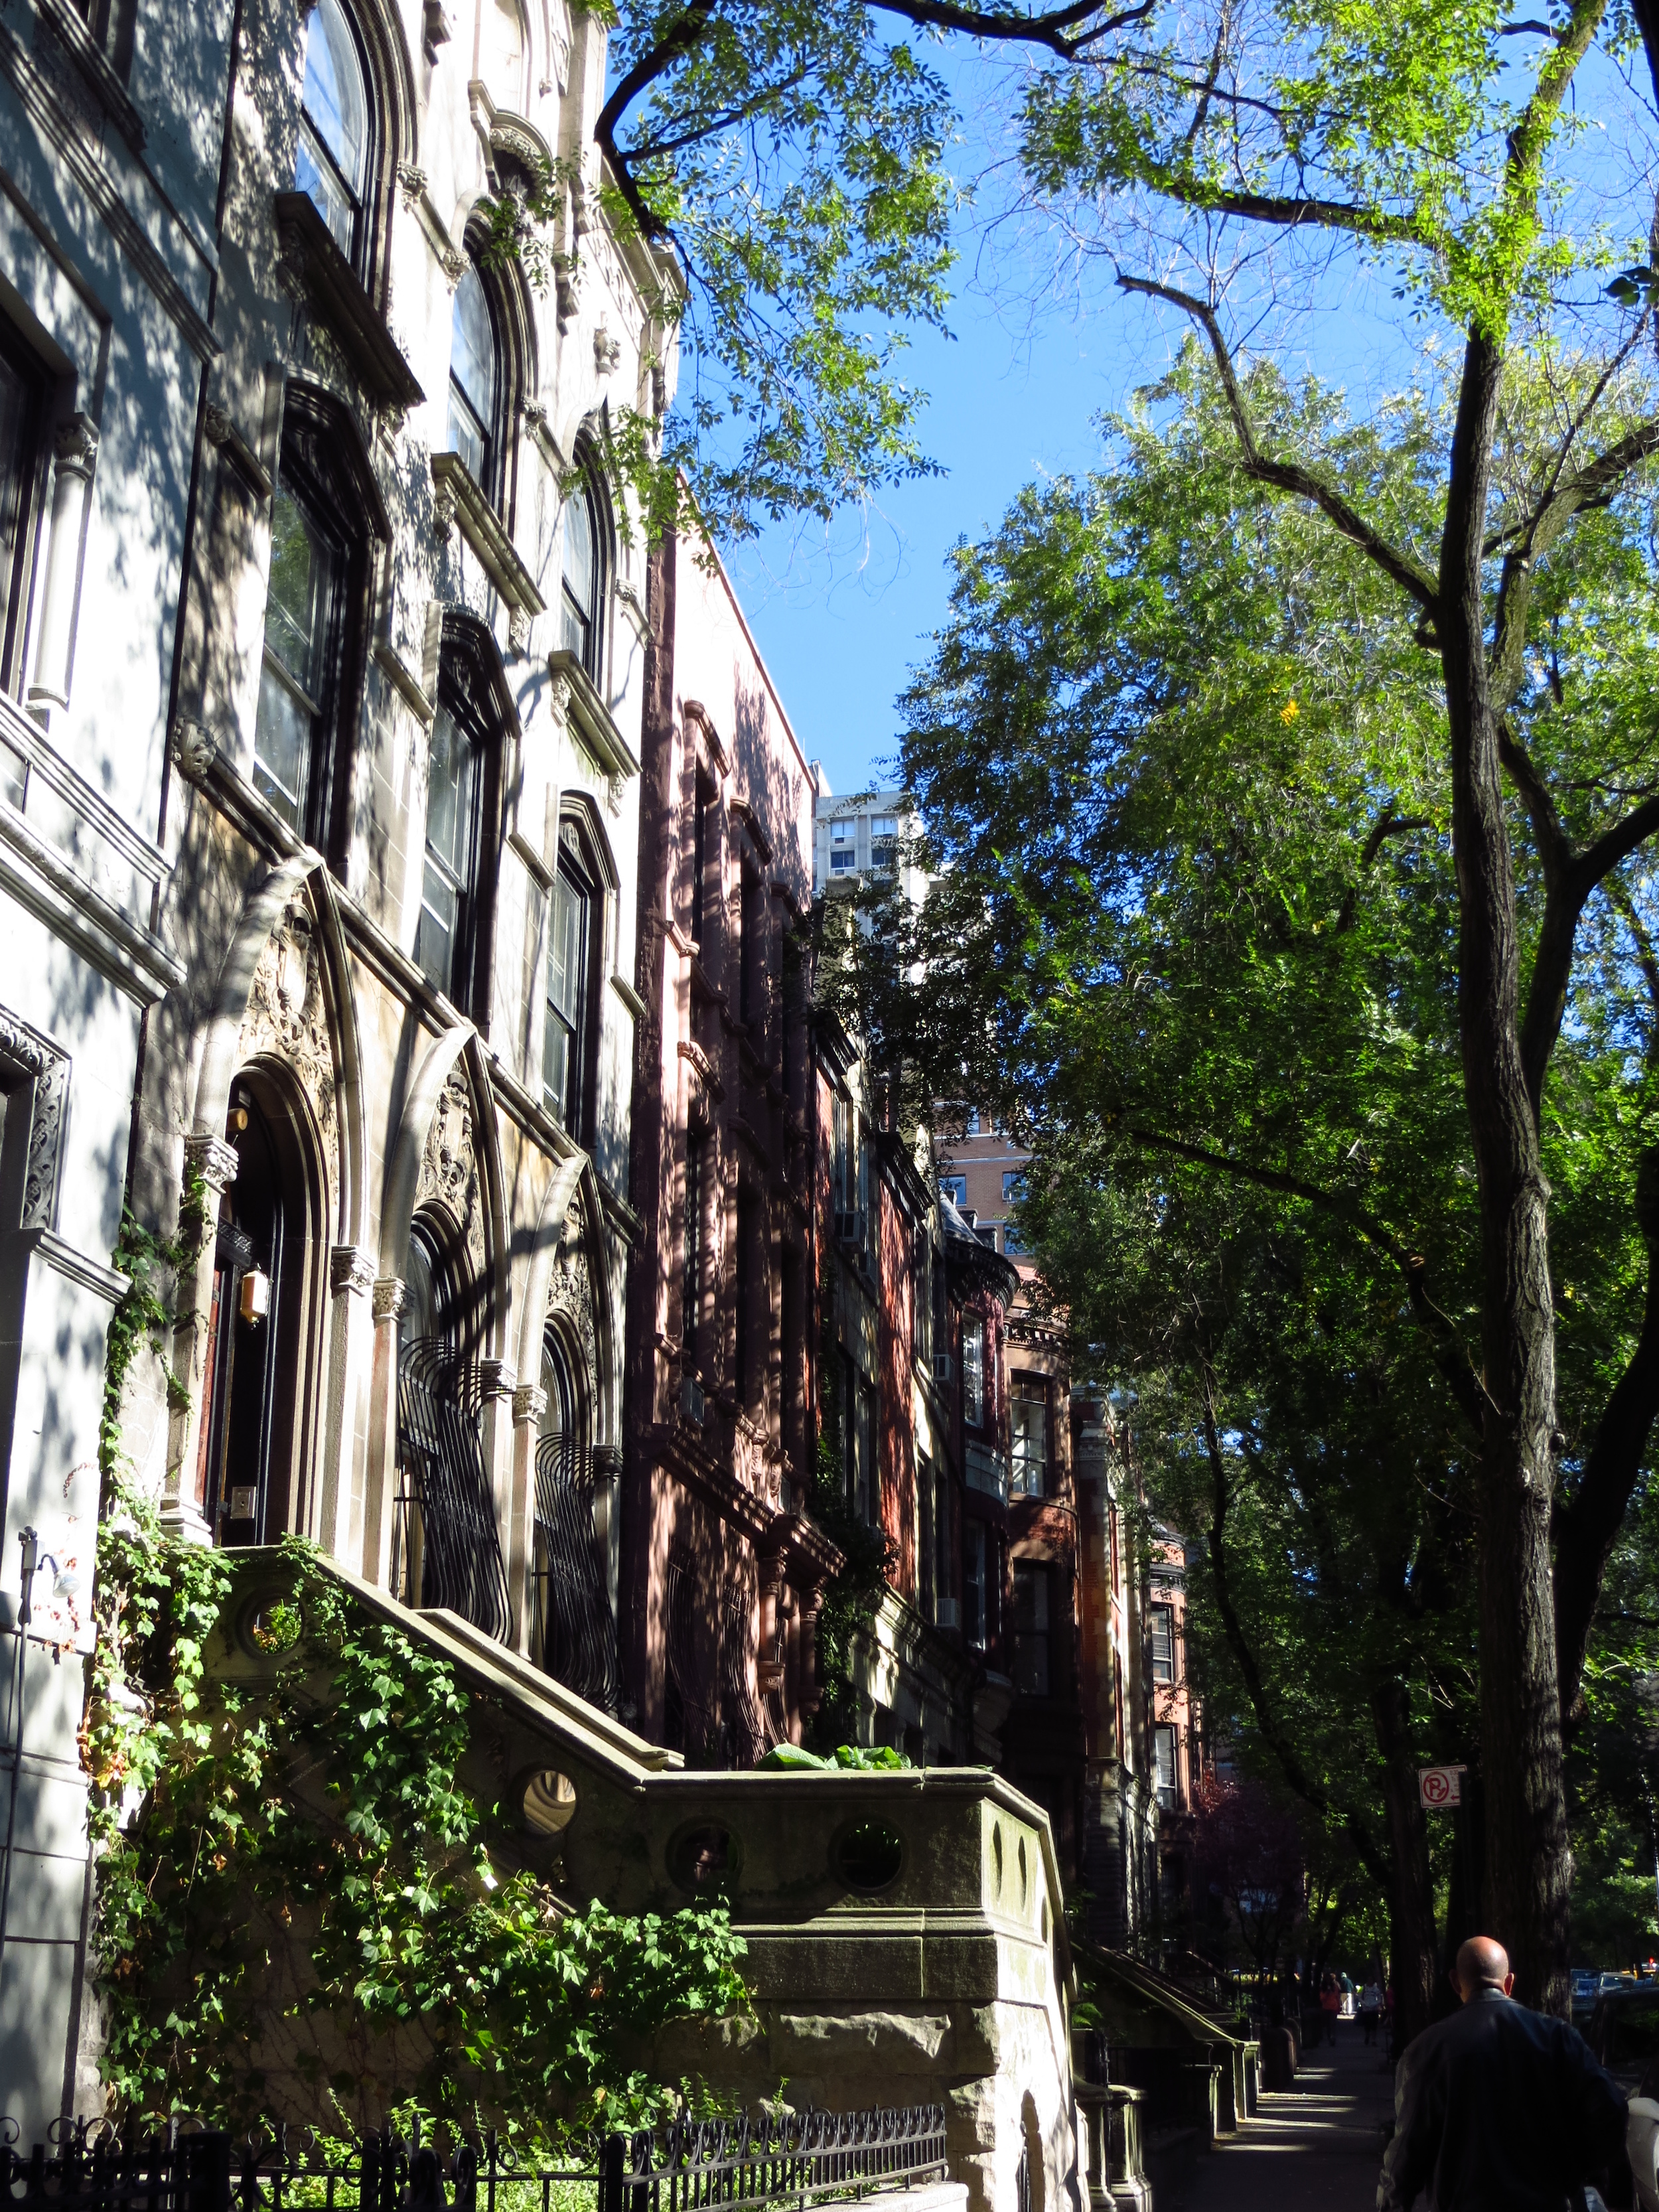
[87,1209,751,2137]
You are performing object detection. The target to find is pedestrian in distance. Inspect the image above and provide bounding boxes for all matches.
[1321,1972,1343,2046]
[1361,1977,1384,2046]
[1376,1936,1626,2212]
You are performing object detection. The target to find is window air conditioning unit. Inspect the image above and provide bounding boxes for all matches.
[934,1596,960,1631]
[932,1353,955,1385]
[682,1376,705,1425]
[834,1210,865,1248]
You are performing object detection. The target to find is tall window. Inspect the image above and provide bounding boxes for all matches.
[295,0,370,261]
[962,1317,985,1428]
[255,482,340,834]
[559,476,603,682]
[1010,1372,1048,1497]
[740,867,762,1026]
[857,1379,877,1524]
[1151,1602,1175,1685]
[416,691,482,1003]
[829,819,856,873]
[934,1466,950,1621]
[689,779,709,942]
[1154,1724,1177,1810]
[484,0,527,104]
[544,822,596,1138]
[1011,1562,1050,1696]
[965,1520,989,1650]
[0,326,44,698]
[870,814,897,869]
[449,261,500,492]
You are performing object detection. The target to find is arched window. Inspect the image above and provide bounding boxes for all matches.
[448,260,501,494]
[295,0,370,262]
[544,818,599,1140]
[559,471,606,683]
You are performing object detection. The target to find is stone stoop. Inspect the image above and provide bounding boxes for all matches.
[210,1553,1082,2212]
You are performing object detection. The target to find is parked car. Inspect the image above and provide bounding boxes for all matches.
[1574,1972,1603,2018]
[1589,1987,1659,2212]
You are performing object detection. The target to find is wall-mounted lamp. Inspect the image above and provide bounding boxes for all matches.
[239,1270,271,1325]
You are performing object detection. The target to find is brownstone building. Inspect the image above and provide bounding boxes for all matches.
[622,526,839,1759]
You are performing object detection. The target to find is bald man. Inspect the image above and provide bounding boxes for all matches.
[1378,1937,1626,2212]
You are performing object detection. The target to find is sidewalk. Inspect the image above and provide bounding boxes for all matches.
[1155,2024,1396,2212]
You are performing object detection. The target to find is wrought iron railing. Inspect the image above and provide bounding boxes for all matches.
[530,1435,623,1711]
[395,1337,512,1645]
[0,2106,950,2212]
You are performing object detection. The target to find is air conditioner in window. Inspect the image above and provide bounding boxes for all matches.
[834,1209,866,1248]
[932,1353,955,1385]
[681,1376,705,1425]
[934,1596,960,1631]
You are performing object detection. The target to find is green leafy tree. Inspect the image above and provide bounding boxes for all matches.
[889,328,1659,2013]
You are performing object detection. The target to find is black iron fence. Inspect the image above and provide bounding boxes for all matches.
[0,2106,950,2212]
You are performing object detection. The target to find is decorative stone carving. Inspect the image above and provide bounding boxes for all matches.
[329,1245,376,1296]
[508,605,532,654]
[479,1357,516,1400]
[238,898,339,1172]
[416,1067,486,1276]
[438,244,467,290]
[396,162,428,209]
[433,477,457,542]
[0,1011,72,1232]
[183,1132,240,1195]
[52,413,99,481]
[593,327,622,375]
[169,716,218,784]
[546,1201,598,1396]
[512,1382,547,1427]
[373,1276,407,1325]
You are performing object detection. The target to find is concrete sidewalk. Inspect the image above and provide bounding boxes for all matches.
[1157,2024,1396,2212]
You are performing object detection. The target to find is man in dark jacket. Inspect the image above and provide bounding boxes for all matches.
[1378,1936,1626,2212]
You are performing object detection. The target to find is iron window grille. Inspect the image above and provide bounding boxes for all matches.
[530,1434,624,1712]
[394,1337,512,1644]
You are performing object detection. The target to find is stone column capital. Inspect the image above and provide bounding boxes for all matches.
[512,1383,548,1428]
[330,1245,377,1296]
[184,1132,240,1194]
[372,1276,407,1324]
[52,413,99,480]
[479,1357,517,1401]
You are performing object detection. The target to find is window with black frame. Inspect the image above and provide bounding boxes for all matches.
[448,259,500,494]
[416,678,485,1005]
[1151,1601,1175,1684]
[255,477,345,836]
[544,820,596,1138]
[295,0,371,263]
[1011,1560,1051,1695]
[0,321,45,701]
[559,470,605,683]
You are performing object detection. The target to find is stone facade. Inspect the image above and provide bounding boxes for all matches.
[0,0,206,2129]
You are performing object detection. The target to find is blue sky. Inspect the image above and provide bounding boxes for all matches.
[705,40,1648,802]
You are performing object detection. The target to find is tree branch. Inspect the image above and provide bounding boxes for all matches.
[1200,1363,1393,1893]
[1115,274,1440,611]
[872,0,1154,56]
[1334,808,1434,934]
[1553,1145,1659,1722]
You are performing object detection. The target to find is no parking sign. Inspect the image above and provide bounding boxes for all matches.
[1419,1765,1466,1809]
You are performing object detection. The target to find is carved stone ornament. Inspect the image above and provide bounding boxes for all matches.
[0,1009,72,1233]
[396,162,428,210]
[417,1067,486,1275]
[438,245,468,291]
[512,1382,548,1427]
[546,1199,599,1396]
[238,897,340,1173]
[52,414,99,481]
[184,1132,241,1196]
[508,605,532,654]
[433,479,457,543]
[373,1276,407,1325]
[330,1245,376,1296]
[169,716,218,784]
[593,327,622,376]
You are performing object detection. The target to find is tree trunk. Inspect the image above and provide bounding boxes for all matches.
[1440,332,1573,2014]
[1372,1679,1439,2050]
